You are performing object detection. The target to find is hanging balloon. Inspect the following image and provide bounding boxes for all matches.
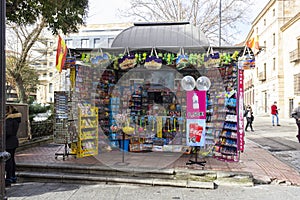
[196,76,211,91]
[181,76,196,91]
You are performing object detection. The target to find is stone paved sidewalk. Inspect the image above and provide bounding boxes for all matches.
[15,140,300,185]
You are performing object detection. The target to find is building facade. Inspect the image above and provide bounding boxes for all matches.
[281,12,300,116]
[35,23,132,104]
[34,33,60,104]
[244,0,300,118]
[64,23,132,49]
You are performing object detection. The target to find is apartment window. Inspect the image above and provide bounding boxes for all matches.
[65,39,73,48]
[49,72,53,77]
[108,37,114,47]
[43,73,47,77]
[81,39,89,48]
[264,41,266,49]
[49,42,53,47]
[273,33,276,46]
[294,73,300,95]
[264,63,267,79]
[273,8,275,17]
[264,19,266,26]
[49,83,53,93]
[273,58,276,71]
[94,38,101,48]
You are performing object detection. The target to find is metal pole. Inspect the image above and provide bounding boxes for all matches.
[1,1,9,199]
[219,0,222,47]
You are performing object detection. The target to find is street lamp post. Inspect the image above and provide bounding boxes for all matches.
[219,0,222,47]
[1,1,9,199]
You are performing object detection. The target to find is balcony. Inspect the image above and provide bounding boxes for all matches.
[290,49,300,62]
[258,71,266,81]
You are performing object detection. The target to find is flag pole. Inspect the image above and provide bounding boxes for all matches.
[219,0,222,47]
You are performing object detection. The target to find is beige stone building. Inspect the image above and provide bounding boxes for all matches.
[244,0,300,119]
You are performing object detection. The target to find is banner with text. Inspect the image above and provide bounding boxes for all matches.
[186,91,206,146]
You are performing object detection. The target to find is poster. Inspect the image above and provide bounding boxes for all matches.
[186,91,206,146]
[237,69,245,152]
[186,119,206,146]
[186,91,206,119]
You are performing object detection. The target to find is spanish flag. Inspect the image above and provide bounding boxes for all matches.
[56,35,67,73]
[246,35,259,56]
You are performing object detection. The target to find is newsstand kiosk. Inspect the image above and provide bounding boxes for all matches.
[53,23,255,164]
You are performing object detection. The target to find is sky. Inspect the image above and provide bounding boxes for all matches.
[86,0,131,24]
[86,0,270,42]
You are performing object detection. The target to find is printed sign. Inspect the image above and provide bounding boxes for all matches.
[186,91,206,146]
[186,91,206,119]
[237,69,245,152]
[186,119,206,146]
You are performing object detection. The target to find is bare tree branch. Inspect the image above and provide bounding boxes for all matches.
[119,0,255,45]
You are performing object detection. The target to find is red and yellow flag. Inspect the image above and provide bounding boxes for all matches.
[246,35,259,56]
[56,35,67,73]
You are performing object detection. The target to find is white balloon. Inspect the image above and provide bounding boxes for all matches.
[181,76,196,91]
[196,76,211,91]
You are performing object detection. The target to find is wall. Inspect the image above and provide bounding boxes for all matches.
[282,13,300,117]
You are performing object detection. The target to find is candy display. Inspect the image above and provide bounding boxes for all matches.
[61,46,244,162]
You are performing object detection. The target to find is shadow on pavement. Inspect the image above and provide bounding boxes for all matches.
[6,182,79,198]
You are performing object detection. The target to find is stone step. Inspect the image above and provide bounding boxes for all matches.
[16,163,254,188]
[17,171,215,189]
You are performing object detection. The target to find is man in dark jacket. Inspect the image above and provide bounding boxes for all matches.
[5,105,21,187]
[291,102,300,143]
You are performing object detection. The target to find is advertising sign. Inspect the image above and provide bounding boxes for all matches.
[186,91,206,146]
[237,69,245,152]
[186,91,206,119]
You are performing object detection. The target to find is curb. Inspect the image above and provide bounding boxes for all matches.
[16,163,254,188]
[16,171,216,189]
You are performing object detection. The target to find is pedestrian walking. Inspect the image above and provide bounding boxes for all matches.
[271,101,280,126]
[291,102,300,143]
[5,105,22,187]
[244,105,254,132]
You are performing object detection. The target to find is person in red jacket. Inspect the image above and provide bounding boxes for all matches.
[271,101,280,126]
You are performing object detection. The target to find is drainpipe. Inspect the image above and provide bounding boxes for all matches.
[0,1,10,199]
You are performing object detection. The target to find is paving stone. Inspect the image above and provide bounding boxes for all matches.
[14,116,300,187]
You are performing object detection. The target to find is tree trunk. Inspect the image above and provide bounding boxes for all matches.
[15,75,27,103]
[10,19,46,103]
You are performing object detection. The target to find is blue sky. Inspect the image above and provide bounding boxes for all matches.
[86,0,270,42]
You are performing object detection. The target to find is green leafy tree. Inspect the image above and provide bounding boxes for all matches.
[6,0,89,34]
[5,0,89,103]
